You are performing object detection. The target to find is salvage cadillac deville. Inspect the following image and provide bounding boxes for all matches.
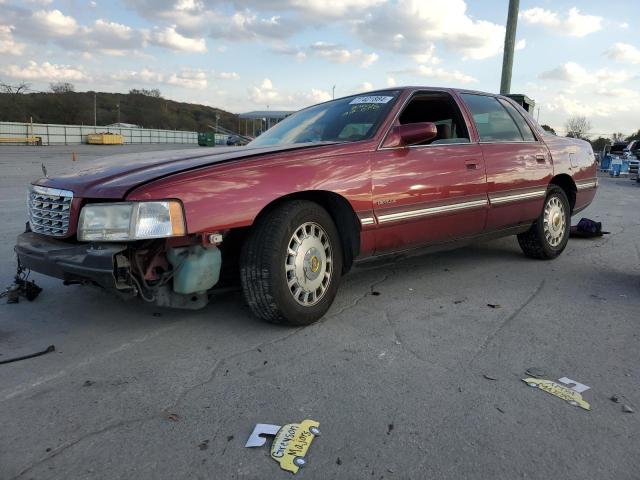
[15,88,597,325]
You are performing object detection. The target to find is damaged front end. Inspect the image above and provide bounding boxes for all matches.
[16,231,223,310]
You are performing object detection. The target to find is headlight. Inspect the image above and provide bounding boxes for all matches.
[78,201,186,241]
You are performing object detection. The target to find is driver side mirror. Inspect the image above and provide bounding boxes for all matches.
[383,122,438,148]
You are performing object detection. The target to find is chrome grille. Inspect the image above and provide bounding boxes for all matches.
[29,185,73,237]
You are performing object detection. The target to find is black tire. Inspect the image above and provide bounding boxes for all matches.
[517,186,570,259]
[240,200,343,325]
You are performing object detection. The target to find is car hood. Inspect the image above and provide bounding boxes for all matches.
[34,142,339,199]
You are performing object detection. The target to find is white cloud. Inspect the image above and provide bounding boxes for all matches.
[540,62,630,85]
[516,39,526,50]
[0,25,26,55]
[605,42,640,65]
[359,81,374,91]
[309,42,378,67]
[386,76,397,87]
[168,68,208,89]
[248,78,330,109]
[214,71,239,79]
[111,68,164,84]
[1,60,88,81]
[595,87,639,98]
[545,94,628,118]
[149,25,207,53]
[521,7,602,37]
[353,0,505,60]
[395,65,478,84]
[31,9,78,36]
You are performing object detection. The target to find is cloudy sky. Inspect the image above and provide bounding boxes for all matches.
[1,0,638,135]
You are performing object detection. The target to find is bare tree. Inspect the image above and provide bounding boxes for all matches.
[611,132,625,142]
[50,82,75,93]
[0,81,30,95]
[564,116,592,139]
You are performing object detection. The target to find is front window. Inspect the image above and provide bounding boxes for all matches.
[248,91,399,147]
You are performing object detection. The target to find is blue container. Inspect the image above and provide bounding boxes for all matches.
[611,163,621,176]
[621,159,630,175]
[167,245,221,294]
[600,155,611,171]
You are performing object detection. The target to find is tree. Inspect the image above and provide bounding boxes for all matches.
[590,137,610,154]
[129,88,162,98]
[612,132,625,142]
[50,82,75,93]
[541,124,556,135]
[564,116,591,139]
[626,130,640,142]
[0,80,30,95]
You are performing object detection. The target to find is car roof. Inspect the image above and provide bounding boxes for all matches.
[356,86,499,96]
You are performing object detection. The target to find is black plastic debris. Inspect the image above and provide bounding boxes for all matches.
[570,218,610,238]
[0,345,55,365]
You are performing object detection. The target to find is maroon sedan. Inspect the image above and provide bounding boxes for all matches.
[16,87,597,325]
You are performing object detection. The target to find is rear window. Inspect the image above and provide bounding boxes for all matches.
[460,93,527,143]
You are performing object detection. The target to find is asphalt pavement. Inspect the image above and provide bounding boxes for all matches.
[0,145,638,480]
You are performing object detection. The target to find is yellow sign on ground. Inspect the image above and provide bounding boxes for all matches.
[522,377,591,410]
[270,419,320,474]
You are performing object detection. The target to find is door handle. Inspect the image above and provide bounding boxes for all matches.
[535,154,546,163]
[465,160,479,169]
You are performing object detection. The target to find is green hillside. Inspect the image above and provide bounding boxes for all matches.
[0,89,239,132]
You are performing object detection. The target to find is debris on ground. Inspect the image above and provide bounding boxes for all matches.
[0,345,55,365]
[622,405,634,413]
[525,367,546,378]
[1,260,42,304]
[245,419,320,474]
[610,394,622,403]
[165,413,180,422]
[483,374,498,381]
[371,291,381,296]
[198,440,209,450]
[496,407,505,414]
[522,376,591,411]
[558,377,590,393]
[83,380,95,387]
[336,457,342,465]
[570,218,610,238]
[487,303,501,309]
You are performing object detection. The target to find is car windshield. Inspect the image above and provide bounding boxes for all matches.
[248,91,400,147]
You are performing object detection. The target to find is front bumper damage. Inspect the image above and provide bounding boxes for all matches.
[15,231,220,309]
[16,231,125,289]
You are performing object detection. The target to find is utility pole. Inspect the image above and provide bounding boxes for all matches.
[500,0,519,95]
[332,85,335,99]
[93,92,97,127]
[116,103,120,124]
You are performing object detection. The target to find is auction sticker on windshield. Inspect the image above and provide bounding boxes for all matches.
[349,95,394,104]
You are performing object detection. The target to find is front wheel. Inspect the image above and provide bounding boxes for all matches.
[240,200,343,325]
[517,186,570,259]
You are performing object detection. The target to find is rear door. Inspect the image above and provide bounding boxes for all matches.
[372,91,488,253]
[458,93,552,231]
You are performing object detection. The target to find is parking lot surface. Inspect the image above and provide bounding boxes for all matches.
[1,145,639,480]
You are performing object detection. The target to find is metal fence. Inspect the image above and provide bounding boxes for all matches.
[0,121,198,145]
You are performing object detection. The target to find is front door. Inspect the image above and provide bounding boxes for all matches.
[371,91,488,253]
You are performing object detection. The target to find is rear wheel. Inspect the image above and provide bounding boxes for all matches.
[240,200,343,325]
[517,186,570,259]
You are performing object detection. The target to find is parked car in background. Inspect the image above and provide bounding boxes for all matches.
[16,87,597,325]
